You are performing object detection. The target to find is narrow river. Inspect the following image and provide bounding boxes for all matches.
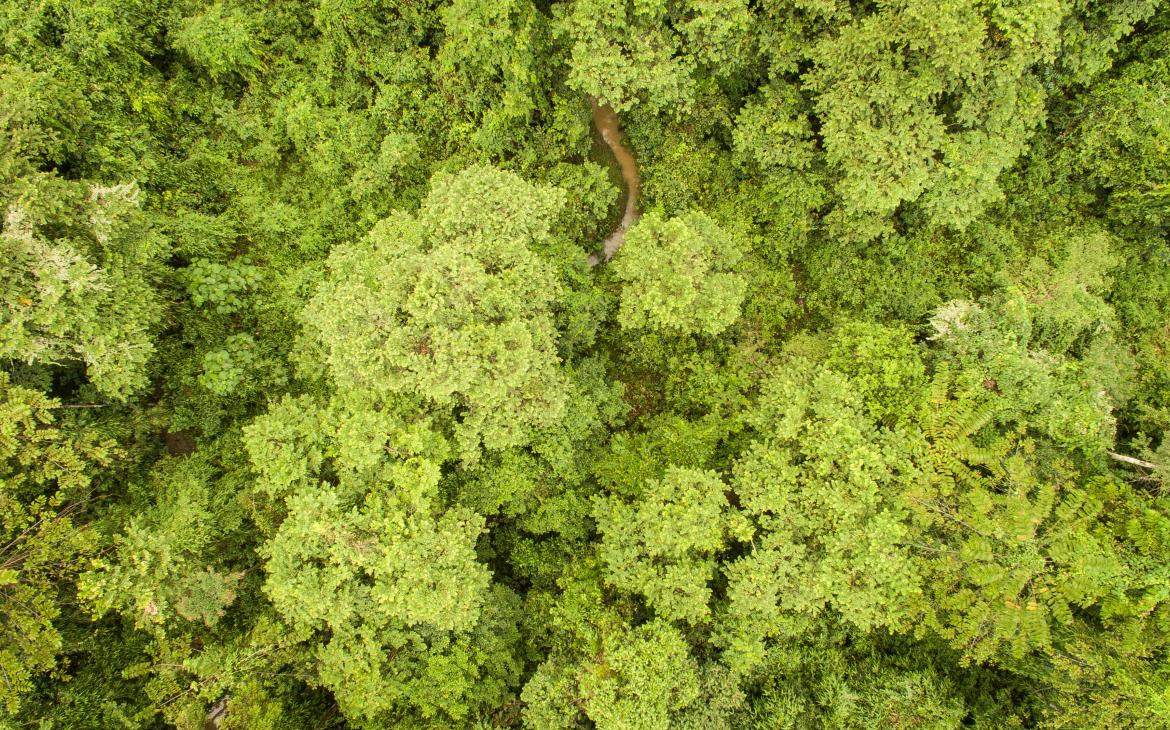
[587,96,640,267]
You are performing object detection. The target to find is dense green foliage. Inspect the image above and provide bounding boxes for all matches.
[2,0,1169,727]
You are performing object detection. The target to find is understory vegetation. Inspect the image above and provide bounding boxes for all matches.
[2,0,1170,727]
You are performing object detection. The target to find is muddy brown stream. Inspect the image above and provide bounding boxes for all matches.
[587,96,640,267]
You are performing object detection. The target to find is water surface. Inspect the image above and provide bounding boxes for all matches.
[587,97,639,266]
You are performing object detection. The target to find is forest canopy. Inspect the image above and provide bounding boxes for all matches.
[2,0,1170,728]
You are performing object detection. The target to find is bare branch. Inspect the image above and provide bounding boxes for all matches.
[1109,451,1162,471]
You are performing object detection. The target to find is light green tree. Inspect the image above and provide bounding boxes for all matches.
[555,0,752,114]
[435,0,550,157]
[806,0,1052,229]
[80,454,243,634]
[595,466,743,623]
[300,165,571,460]
[611,212,745,337]
[579,620,701,730]
[243,392,523,725]
[0,373,110,714]
[0,185,163,399]
[718,360,924,671]
[523,619,701,730]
